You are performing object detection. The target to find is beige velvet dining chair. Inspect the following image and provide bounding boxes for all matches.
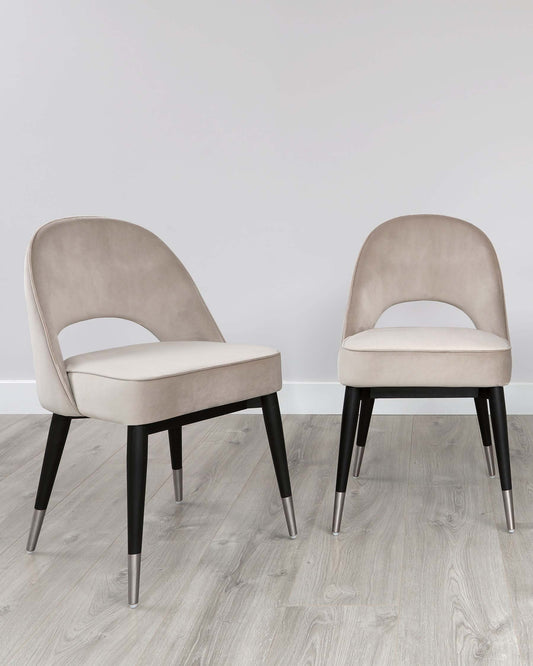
[332,214,515,535]
[25,216,297,608]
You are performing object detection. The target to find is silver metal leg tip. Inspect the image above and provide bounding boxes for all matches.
[282,496,297,539]
[128,553,141,609]
[332,492,346,536]
[484,445,496,478]
[489,474,496,479]
[502,489,515,533]
[352,446,365,478]
[172,468,183,503]
[332,531,339,536]
[26,509,46,553]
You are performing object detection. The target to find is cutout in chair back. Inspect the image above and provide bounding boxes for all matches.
[376,300,475,329]
[59,318,158,360]
[343,214,508,339]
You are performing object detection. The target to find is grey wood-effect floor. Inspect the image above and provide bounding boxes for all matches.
[0,413,531,665]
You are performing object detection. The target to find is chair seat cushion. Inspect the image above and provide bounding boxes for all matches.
[65,341,281,425]
[338,327,511,387]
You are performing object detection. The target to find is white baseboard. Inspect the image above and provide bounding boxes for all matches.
[0,381,46,414]
[1,380,533,415]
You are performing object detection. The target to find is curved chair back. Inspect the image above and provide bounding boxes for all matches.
[343,214,509,340]
[25,217,223,416]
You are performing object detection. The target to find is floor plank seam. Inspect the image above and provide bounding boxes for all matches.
[389,415,415,659]
[138,432,271,661]
[7,456,181,663]
[490,415,527,664]
[0,418,51,483]
[139,418,305,662]
[0,441,127,558]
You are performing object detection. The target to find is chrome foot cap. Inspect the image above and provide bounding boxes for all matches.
[332,492,345,535]
[128,553,141,608]
[502,490,515,533]
[26,509,46,553]
[282,496,297,538]
[173,468,183,503]
[352,446,365,478]
[484,445,496,478]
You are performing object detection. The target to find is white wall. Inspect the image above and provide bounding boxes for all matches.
[2,1,533,411]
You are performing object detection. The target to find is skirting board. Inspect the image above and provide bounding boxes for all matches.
[1,380,533,415]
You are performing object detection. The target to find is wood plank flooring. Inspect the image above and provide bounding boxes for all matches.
[0,414,531,665]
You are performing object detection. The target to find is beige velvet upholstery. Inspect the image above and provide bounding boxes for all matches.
[25,217,281,422]
[65,341,281,425]
[339,327,511,387]
[339,215,511,387]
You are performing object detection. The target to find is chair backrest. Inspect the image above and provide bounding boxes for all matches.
[343,214,509,340]
[25,217,224,416]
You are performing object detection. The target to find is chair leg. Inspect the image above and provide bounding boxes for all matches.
[488,387,515,533]
[26,414,71,553]
[168,427,183,502]
[353,391,374,478]
[333,387,360,535]
[127,426,149,608]
[474,390,496,478]
[260,393,297,539]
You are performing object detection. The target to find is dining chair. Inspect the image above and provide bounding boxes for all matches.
[25,217,297,608]
[332,214,514,535]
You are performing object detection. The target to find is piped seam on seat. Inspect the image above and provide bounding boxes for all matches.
[66,352,280,382]
[341,346,511,353]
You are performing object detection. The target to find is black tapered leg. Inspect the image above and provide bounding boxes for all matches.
[488,387,515,532]
[26,413,72,552]
[474,390,496,477]
[353,391,374,477]
[127,425,149,607]
[333,387,361,534]
[260,393,297,538]
[168,427,183,502]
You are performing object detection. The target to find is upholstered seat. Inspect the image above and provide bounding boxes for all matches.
[66,341,281,425]
[339,327,511,388]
